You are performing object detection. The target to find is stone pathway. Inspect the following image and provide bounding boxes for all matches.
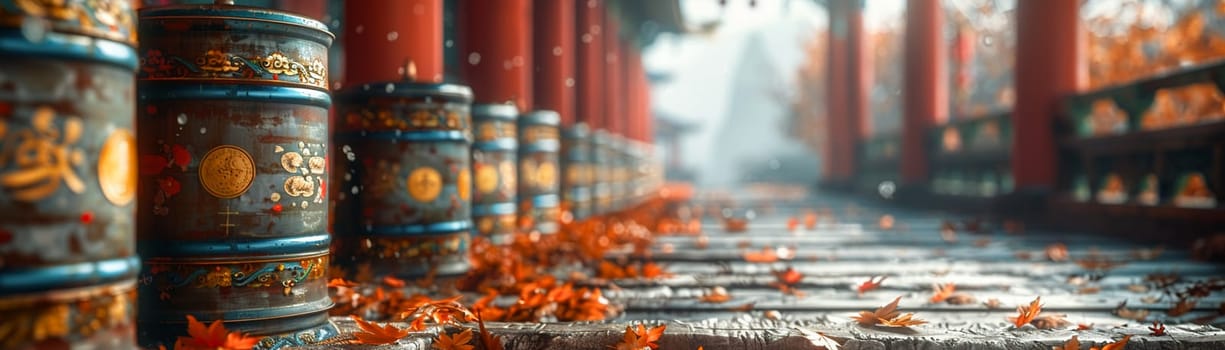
[302,190,1225,349]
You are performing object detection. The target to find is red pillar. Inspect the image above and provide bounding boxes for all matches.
[901,0,947,185]
[1014,0,1082,190]
[533,0,576,125]
[625,44,646,141]
[824,0,866,184]
[576,0,606,129]
[458,0,533,110]
[344,0,443,85]
[603,16,624,135]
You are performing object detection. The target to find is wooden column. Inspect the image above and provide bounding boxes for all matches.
[344,0,443,85]
[458,0,533,110]
[533,0,576,125]
[603,15,624,135]
[625,44,645,141]
[1013,0,1081,190]
[824,0,866,185]
[576,0,606,129]
[278,0,327,21]
[901,0,947,185]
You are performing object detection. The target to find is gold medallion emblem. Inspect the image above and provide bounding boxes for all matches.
[456,169,471,200]
[535,162,557,189]
[519,158,537,190]
[98,129,136,205]
[198,145,255,199]
[475,165,498,194]
[406,167,443,203]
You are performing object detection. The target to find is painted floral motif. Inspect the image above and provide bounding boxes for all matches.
[142,256,327,298]
[273,142,327,210]
[2,0,136,44]
[139,50,328,89]
[366,234,468,260]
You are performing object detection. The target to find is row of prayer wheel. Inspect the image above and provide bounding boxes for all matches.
[0,0,658,349]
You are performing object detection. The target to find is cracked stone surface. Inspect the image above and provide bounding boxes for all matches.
[297,190,1225,349]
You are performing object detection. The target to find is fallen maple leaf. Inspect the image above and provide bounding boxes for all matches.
[1030,314,1071,329]
[1168,298,1196,317]
[1091,335,1131,350]
[878,215,895,230]
[984,298,1002,309]
[744,247,779,263]
[930,283,955,304]
[1114,301,1150,321]
[1007,297,1043,328]
[327,278,358,288]
[351,315,411,345]
[856,276,886,296]
[699,287,732,304]
[773,266,804,286]
[614,324,666,350]
[1046,243,1069,262]
[1077,323,1093,331]
[174,315,259,350]
[433,329,474,350]
[1148,321,1167,336]
[475,310,504,350]
[852,296,927,328]
[787,217,799,232]
[803,212,817,229]
[1054,335,1081,350]
[383,275,407,288]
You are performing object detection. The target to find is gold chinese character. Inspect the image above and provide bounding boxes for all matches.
[0,107,86,202]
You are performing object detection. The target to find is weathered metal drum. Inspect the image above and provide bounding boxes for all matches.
[0,1,139,349]
[609,135,630,210]
[591,130,612,215]
[517,110,561,234]
[135,3,336,347]
[332,81,474,278]
[471,104,518,242]
[561,124,592,220]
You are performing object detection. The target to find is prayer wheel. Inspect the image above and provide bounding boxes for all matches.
[135,2,336,347]
[517,110,561,234]
[0,1,139,348]
[332,80,475,279]
[591,130,613,215]
[471,104,518,243]
[561,124,593,220]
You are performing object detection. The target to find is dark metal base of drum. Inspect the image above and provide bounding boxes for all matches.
[332,230,472,280]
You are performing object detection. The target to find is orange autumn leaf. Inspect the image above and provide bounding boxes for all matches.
[743,247,779,263]
[475,310,504,350]
[641,262,668,279]
[327,278,358,288]
[786,217,799,231]
[1091,335,1131,350]
[614,324,667,350]
[724,218,748,232]
[773,266,804,286]
[1168,298,1196,317]
[1148,321,1167,336]
[698,287,731,304]
[852,296,926,328]
[351,315,411,345]
[878,215,895,230]
[856,276,886,296]
[1007,297,1043,328]
[383,275,407,288]
[1045,243,1069,262]
[803,212,817,229]
[1054,335,1081,350]
[433,329,474,350]
[929,283,955,304]
[174,315,259,350]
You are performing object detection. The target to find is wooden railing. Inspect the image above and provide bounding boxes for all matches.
[927,110,1013,198]
[856,132,901,193]
[1059,59,1225,218]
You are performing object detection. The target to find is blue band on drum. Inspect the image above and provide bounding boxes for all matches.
[473,138,517,152]
[520,140,560,153]
[0,256,140,295]
[0,31,138,70]
[361,220,473,236]
[472,202,517,216]
[531,194,560,208]
[335,130,469,143]
[138,233,331,258]
[138,83,332,107]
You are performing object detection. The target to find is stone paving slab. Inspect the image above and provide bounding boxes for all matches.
[302,192,1225,349]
